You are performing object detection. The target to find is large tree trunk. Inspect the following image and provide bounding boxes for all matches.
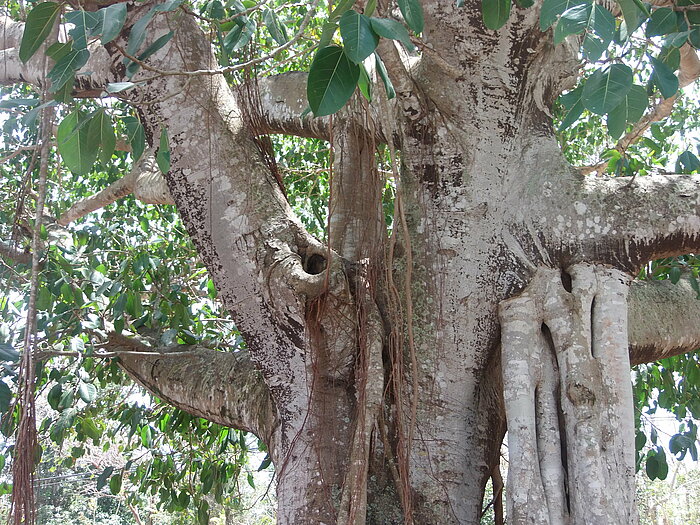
[3,1,700,524]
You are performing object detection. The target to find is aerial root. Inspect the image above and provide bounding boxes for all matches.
[499,264,637,525]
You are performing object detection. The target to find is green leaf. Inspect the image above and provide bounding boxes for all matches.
[57,111,100,175]
[123,116,146,162]
[554,3,590,44]
[126,10,155,57]
[0,343,19,362]
[78,383,97,404]
[223,19,256,52]
[645,452,659,479]
[617,0,646,39]
[263,8,288,45]
[138,31,173,62]
[606,84,648,139]
[370,17,415,51]
[307,46,360,117]
[540,0,587,30]
[65,10,102,50]
[0,382,12,414]
[197,501,209,525]
[89,109,117,164]
[483,0,512,30]
[109,473,122,495]
[106,82,137,94]
[97,466,114,490]
[678,150,700,173]
[582,64,634,115]
[257,453,272,471]
[100,3,128,44]
[48,48,90,92]
[152,0,183,12]
[366,0,378,16]
[358,63,371,101]
[339,11,379,63]
[690,28,700,49]
[58,391,74,411]
[650,56,679,98]
[581,4,615,61]
[397,0,424,33]
[20,2,61,63]
[82,418,101,440]
[646,8,678,37]
[157,127,171,174]
[375,53,395,100]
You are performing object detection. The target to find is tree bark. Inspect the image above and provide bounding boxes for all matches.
[2,2,700,524]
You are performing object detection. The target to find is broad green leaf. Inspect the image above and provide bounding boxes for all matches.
[370,17,415,51]
[263,8,288,45]
[366,0,378,16]
[126,10,155,57]
[138,31,173,61]
[89,109,116,164]
[358,63,371,101]
[581,4,615,61]
[82,418,102,440]
[152,0,183,12]
[318,22,339,49]
[678,150,700,173]
[678,0,700,25]
[97,466,114,490]
[65,10,101,50]
[606,85,648,139]
[617,0,645,40]
[515,0,535,7]
[689,27,700,49]
[19,2,61,63]
[78,383,97,404]
[106,82,137,93]
[557,85,585,130]
[540,0,588,30]
[0,383,10,414]
[582,64,633,115]
[123,116,146,162]
[650,56,679,98]
[339,10,379,63]
[257,453,272,471]
[658,45,680,71]
[646,452,659,479]
[157,127,171,174]
[554,3,590,44]
[57,111,100,175]
[375,53,396,100]
[483,0,512,30]
[109,473,122,494]
[646,8,678,37]
[100,3,128,44]
[397,0,424,33]
[223,19,256,52]
[48,48,90,92]
[307,46,360,117]
[48,384,63,410]
[0,343,19,362]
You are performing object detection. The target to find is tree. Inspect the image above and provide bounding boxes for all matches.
[1,0,700,524]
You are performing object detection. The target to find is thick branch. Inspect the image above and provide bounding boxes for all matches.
[628,277,700,365]
[0,239,30,264]
[254,73,330,139]
[108,334,276,446]
[57,153,172,225]
[560,174,700,270]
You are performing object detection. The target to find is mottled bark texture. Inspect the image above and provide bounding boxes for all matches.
[2,0,700,523]
[500,265,636,525]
